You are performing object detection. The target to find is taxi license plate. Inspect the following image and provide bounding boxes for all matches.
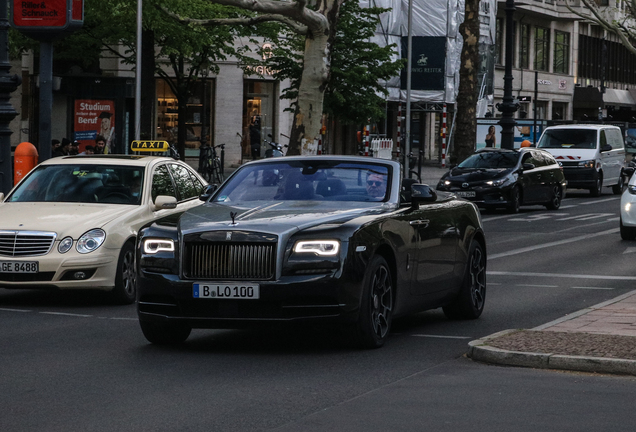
[193,283,260,299]
[0,261,39,273]
[456,191,476,198]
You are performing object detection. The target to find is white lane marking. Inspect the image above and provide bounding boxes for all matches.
[559,205,578,209]
[580,197,620,205]
[39,312,93,318]
[624,247,636,254]
[556,213,613,221]
[0,307,32,313]
[488,271,636,280]
[481,214,520,222]
[489,228,619,260]
[571,286,615,290]
[516,284,558,288]
[411,334,472,339]
[489,282,502,285]
[109,317,137,321]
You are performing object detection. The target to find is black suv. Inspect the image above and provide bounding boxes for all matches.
[436,147,567,213]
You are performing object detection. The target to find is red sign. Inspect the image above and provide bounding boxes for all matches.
[72,0,82,21]
[12,0,68,28]
[74,100,116,154]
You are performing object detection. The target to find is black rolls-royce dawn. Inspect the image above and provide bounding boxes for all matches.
[136,156,487,348]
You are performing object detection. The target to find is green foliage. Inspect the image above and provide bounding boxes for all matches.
[265,2,405,124]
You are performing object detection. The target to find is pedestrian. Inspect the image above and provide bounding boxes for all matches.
[69,140,80,155]
[78,145,95,155]
[53,138,71,157]
[94,135,106,154]
[51,139,61,155]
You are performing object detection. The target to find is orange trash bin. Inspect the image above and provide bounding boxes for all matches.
[14,142,39,185]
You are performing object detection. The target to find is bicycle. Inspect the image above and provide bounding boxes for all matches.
[198,144,225,184]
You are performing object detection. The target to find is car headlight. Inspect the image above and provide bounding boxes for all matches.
[58,236,73,254]
[293,240,340,256]
[628,185,636,195]
[143,238,175,254]
[577,160,595,168]
[76,229,106,254]
[486,178,506,187]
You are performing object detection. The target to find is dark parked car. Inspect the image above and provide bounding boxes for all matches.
[136,156,487,348]
[436,148,567,213]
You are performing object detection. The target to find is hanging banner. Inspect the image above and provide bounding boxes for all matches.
[73,99,115,153]
[400,36,446,91]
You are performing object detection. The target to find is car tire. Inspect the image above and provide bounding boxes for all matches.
[545,185,562,210]
[507,186,521,213]
[140,320,192,344]
[612,174,625,195]
[620,218,636,240]
[443,240,486,320]
[111,241,137,305]
[353,255,393,349]
[590,172,603,197]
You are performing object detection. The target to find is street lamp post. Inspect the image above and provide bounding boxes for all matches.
[0,1,20,194]
[496,0,518,149]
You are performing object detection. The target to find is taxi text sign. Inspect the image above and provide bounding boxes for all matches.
[131,141,170,152]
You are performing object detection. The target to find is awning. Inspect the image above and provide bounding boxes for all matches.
[573,86,603,109]
[603,88,636,107]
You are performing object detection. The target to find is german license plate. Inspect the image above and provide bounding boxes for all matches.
[193,283,260,299]
[456,191,476,198]
[0,261,39,273]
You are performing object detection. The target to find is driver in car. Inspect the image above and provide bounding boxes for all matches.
[366,172,387,199]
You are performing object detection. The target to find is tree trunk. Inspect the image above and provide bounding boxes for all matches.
[452,0,480,165]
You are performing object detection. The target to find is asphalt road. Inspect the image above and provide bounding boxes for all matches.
[2,187,636,431]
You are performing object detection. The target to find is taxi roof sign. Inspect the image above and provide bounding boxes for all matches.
[131,141,170,152]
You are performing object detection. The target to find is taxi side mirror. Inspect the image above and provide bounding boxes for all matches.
[199,184,218,201]
[154,195,177,210]
[411,184,437,208]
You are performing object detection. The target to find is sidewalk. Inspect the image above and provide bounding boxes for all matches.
[468,290,636,376]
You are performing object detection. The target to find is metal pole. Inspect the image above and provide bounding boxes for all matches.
[135,0,142,141]
[405,0,413,160]
[496,0,518,149]
[533,70,538,145]
[0,0,20,194]
[38,41,53,161]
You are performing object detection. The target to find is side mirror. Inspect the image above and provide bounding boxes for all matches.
[411,184,437,208]
[522,163,535,171]
[154,195,177,210]
[624,166,635,177]
[601,144,613,152]
[0,192,4,202]
[199,184,218,201]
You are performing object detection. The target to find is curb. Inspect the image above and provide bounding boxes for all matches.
[467,330,636,377]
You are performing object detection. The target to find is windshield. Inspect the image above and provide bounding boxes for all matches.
[458,152,520,169]
[7,164,145,204]
[537,129,597,149]
[213,160,391,203]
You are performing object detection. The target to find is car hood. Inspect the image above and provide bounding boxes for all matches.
[0,202,135,236]
[538,148,597,161]
[180,201,387,236]
[445,167,511,182]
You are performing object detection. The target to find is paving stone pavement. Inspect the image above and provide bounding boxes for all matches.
[468,290,636,376]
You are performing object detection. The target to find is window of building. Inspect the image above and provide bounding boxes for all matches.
[552,102,568,120]
[536,101,548,119]
[495,17,504,65]
[519,23,530,69]
[243,80,276,160]
[534,27,550,71]
[553,31,570,74]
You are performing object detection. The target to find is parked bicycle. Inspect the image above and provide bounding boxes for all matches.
[198,143,225,184]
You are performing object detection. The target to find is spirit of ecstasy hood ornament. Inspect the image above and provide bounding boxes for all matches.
[229,211,238,226]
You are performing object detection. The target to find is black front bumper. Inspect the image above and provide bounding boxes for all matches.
[562,167,597,188]
[437,185,514,208]
[137,271,362,328]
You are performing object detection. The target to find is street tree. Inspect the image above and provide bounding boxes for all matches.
[452,0,481,165]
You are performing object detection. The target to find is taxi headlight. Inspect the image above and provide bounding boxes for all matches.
[293,240,340,256]
[58,237,73,254]
[76,229,106,254]
[143,239,175,254]
[577,160,595,168]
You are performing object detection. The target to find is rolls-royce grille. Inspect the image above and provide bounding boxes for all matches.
[0,231,57,257]
[185,243,276,280]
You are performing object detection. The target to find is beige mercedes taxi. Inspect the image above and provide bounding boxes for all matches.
[0,154,209,303]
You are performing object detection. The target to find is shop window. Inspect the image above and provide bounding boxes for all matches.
[243,81,276,160]
[552,102,567,120]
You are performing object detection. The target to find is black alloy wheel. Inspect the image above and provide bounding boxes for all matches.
[507,186,521,213]
[620,218,636,240]
[443,240,486,320]
[354,255,393,349]
[590,172,603,197]
[139,320,192,344]
[545,185,562,210]
[112,241,137,304]
[613,174,625,195]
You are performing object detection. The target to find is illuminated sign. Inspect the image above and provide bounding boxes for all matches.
[131,141,170,152]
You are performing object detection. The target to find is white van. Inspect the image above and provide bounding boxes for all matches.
[536,124,627,196]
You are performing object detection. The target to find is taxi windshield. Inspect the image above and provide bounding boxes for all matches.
[7,164,144,205]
